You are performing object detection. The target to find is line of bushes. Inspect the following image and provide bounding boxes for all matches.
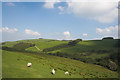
[2,46,44,54]
[13,42,35,50]
[102,37,114,40]
[43,39,82,52]
[47,51,118,71]
[43,43,71,52]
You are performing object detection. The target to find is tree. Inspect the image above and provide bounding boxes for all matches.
[68,39,82,46]
[102,37,114,40]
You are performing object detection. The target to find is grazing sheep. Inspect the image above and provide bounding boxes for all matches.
[27,63,32,67]
[65,72,69,75]
[51,69,55,75]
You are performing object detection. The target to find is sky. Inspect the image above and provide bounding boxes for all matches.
[1,0,119,42]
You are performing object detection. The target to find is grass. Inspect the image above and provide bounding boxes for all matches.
[2,50,118,78]
[49,39,118,61]
[55,39,118,53]
[2,39,119,69]
[2,39,118,53]
[45,39,119,70]
[2,39,68,51]
[2,38,119,78]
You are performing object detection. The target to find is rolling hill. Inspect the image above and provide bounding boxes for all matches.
[1,38,119,78]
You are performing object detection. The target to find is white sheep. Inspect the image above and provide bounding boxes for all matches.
[52,69,55,75]
[27,63,32,67]
[65,72,69,75]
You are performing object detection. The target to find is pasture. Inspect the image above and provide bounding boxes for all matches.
[2,50,118,78]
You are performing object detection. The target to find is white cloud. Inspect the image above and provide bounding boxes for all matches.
[63,31,70,36]
[0,27,18,33]
[58,6,64,11]
[43,0,61,8]
[65,0,119,2]
[83,33,88,37]
[63,31,72,40]
[58,6,65,14]
[24,29,40,36]
[43,0,118,23]
[96,25,118,37]
[93,8,118,23]
[66,1,118,23]
[43,2,55,8]
[6,2,15,6]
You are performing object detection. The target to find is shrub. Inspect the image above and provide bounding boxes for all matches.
[13,42,35,50]
[2,46,15,51]
[68,39,82,46]
[2,46,43,54]
[43,43,69,52]
[102,37,114,40]
[1,42,6,45]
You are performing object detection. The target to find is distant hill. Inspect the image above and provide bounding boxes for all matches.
[2,39,68,51]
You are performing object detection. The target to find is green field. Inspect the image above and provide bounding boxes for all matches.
[2,50,118,78]
[2,39,68,51]
[1,38,119,78]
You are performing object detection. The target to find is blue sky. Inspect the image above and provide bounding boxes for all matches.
[1,1,118,42]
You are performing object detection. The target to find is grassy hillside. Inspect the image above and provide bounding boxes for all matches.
[49,39,118,53]
[2,50,118,78]
[47,39,119,70]
[2,39,119,71]
[3,39,118,53]
[2,39,68,52]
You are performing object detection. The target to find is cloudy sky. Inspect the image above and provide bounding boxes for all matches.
[1,0,119,42]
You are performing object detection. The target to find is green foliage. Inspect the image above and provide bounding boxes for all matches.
[2,46,43,54]
[51,51,118,71]
[1,42,6,45]
[13,42,35,50]
[2,46,16,51]
[76,39,82,41]
[48,39,119,71]
[43,39,82,52]
[68,39,82,46]
[43,43,72,52]
[102,37,114,40]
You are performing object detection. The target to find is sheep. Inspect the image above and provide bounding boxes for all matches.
[27,63,32,67]
[65,71,69,75]
[51,69,55,75]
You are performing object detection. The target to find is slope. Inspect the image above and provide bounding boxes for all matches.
[2,50,118,78]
